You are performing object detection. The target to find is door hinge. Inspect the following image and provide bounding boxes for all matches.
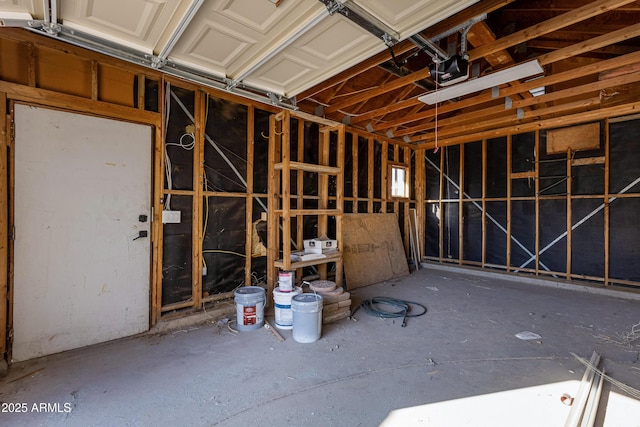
[10,226,15,241]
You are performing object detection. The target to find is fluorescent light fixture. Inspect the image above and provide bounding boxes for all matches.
[419,60,544,105]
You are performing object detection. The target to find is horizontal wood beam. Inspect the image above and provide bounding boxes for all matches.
[369,32,640,132]
[417,101,640,148]
[572,156,606,166]
[323,68,432,114]
[395,71,640,136]
[537,21,640,65]
[467,0,638,61]
[418,96,602,143]
[383,49,640,135]
[0,80,161,125]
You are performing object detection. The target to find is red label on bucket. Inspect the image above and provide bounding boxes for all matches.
[243,305,257,325]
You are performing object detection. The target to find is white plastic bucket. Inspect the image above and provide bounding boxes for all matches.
[292,293,323,343]
[273,286,302,330]
[234,286,266,331]
[278,270,294,292]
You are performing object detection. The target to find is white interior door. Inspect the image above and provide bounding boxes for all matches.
[12,104,152,362]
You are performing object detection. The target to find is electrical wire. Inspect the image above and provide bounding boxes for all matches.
[352,296,427,327]
[202,249,247,258]
[163,82,196,210]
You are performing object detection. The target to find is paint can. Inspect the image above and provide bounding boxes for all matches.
[278,270,294,292]
[234,286,266,331]
[273,286,302,330]
[291,293,323,343]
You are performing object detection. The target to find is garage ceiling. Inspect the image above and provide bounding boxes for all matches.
[1,0,640,146]
[0,0,477,97]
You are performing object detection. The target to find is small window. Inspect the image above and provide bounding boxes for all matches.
[389,163,409,199]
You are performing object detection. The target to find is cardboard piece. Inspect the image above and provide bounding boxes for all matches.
[342,213,409,290]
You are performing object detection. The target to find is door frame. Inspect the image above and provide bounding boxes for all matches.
[2,98,163,365]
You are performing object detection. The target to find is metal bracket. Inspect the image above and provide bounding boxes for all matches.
[42,22,61,36]
[323,0,344,15]
[320,0,399,46]
[150,56,167,69]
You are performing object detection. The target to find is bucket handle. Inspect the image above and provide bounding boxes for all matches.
[302,281,322,310]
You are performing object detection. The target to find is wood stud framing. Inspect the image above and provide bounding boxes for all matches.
[0,93,7,356]
[268,110,345,295]
[0,14,639,363]
[425,119,640,289]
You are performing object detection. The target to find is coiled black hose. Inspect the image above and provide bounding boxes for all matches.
[352,296,427,327]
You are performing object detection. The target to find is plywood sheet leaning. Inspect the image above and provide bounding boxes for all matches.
[342,213,409,290]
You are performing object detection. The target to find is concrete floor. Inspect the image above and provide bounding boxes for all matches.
[1,265,640,427]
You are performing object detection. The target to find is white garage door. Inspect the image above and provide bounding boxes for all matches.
[12,104,152,362]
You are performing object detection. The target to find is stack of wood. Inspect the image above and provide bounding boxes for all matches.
[308,280,351,324]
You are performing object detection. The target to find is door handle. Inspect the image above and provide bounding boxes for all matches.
[133,230,148,241]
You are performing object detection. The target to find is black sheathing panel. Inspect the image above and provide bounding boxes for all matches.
[572,198,604,278]
[374,140,382,198]
[442,146,460,260]
[344,200,354,213]
[485,202,506,265]
[610,198,640,281]
[538,199,566,273]
[329,131,338,198]
[425,203,440,257]
[510,200,536,268]
[162,195,193,305]
[512,132,535,173]
[204,97,247,193]
[486,137,507,198]
[202,197,246,295]
[251,256,267,286]
[289,118,300,196]
[144,78,159,112]
[572,126,605,196]
[610,119,640,193]
[463,201,482,262]
[357,136,369,199]
[538,131,566,196]
[464,141,482,198]
[425,149,440,200]
[387,202,394,213]
[165,87,195,191]
[442,202,460,260]
[303,121,319,197]
[608,119,640,281]
[410,150,416,200]
[573,164,604,195]
[344,133,354,198]
[512,178,535,197]
[443,145,460,200]
[253,109,271,194]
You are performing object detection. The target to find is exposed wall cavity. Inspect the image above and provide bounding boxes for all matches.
[424,118,640,288]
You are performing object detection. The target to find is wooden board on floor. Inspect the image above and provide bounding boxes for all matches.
[342,213,409,290]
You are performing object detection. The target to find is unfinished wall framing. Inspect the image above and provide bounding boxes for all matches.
[422,116,640,289]
[0,28,415,324]
[158,81,281,318]
[2,22,637,359]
